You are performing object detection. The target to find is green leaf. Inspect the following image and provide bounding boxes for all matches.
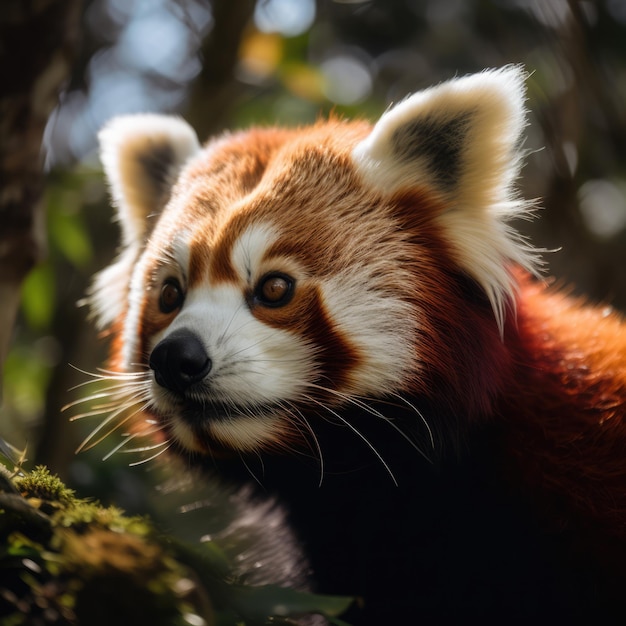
[167,535,354,624]
[220,584,353,625]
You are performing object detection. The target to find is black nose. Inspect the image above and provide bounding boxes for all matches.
[149,330,212,393]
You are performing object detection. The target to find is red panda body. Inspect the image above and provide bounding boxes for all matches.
[87,67,626,623]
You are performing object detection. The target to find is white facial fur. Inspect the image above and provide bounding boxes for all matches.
[124,218,418,452]
[153,284,314,405]
[318,273,417,395]
[124,224,316,451]
[92,66,540,455]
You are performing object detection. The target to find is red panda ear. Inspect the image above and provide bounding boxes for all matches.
[352,65,539,332]
[98,114,200,246]
[88,115,200,329]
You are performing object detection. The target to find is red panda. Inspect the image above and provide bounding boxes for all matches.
[85,66,626,624]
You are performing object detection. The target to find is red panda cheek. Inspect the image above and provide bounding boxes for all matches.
[134,292,179,363]
[251,283,361,392]
[107,315,129,372]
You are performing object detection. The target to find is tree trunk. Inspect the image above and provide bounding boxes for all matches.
[0,0,82,393]
[186,0,257,139]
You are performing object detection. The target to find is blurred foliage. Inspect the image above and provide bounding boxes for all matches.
[0,0,625,546]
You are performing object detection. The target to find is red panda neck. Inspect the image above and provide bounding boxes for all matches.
[415,270,513,421]
[495,273,626,549]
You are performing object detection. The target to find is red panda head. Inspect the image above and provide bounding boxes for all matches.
[86,66,538,459]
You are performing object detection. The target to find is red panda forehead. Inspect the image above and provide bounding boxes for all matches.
[181,121,370,190]
[168,123,381,287]
[142,114,451,299]
[182,128,293,194]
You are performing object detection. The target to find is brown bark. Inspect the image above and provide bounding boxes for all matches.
[0,0,82,390]
[186,0,257,139]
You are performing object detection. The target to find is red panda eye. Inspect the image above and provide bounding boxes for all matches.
[159,279,184,314]
[256,273,294,307]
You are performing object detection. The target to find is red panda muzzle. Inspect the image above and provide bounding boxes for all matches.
[149,329,212,393]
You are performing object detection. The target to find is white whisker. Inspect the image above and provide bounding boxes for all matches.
[63,382,148,412]
[128,443,172,466]
[304,382,434,463]
[68,366,154,455]
[77,404,145,453]
[282,401,325,487]
[68,365,148,385]
[239,451,265,487]
[389,393,435,450]
[101,428,167,460]
[122,440,169,456]
[302,394,398,486]
[101,432,139,461]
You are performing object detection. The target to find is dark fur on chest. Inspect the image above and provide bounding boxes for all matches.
[202,404,621,625]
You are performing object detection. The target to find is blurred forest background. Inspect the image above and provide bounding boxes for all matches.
[2,0,626,514]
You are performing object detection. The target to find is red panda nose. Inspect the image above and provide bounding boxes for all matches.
[149,330,212,393]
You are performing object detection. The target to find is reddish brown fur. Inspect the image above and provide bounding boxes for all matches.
[106,316,128,372]
[125,120,413,394]
[110,118,626,559]
[498,272,626,549]
[91,76,626,622]
[366,189,513,419]
[183,123,372,287]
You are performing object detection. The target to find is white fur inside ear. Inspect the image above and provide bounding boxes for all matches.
[99,114,200,247]
[352,66,540,331]
[86,247,139,329]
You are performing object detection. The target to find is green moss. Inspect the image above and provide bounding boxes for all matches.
[53,500,149,535]
[1,464,208,625]
[14,465,75,505]
[0,462,352,625]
